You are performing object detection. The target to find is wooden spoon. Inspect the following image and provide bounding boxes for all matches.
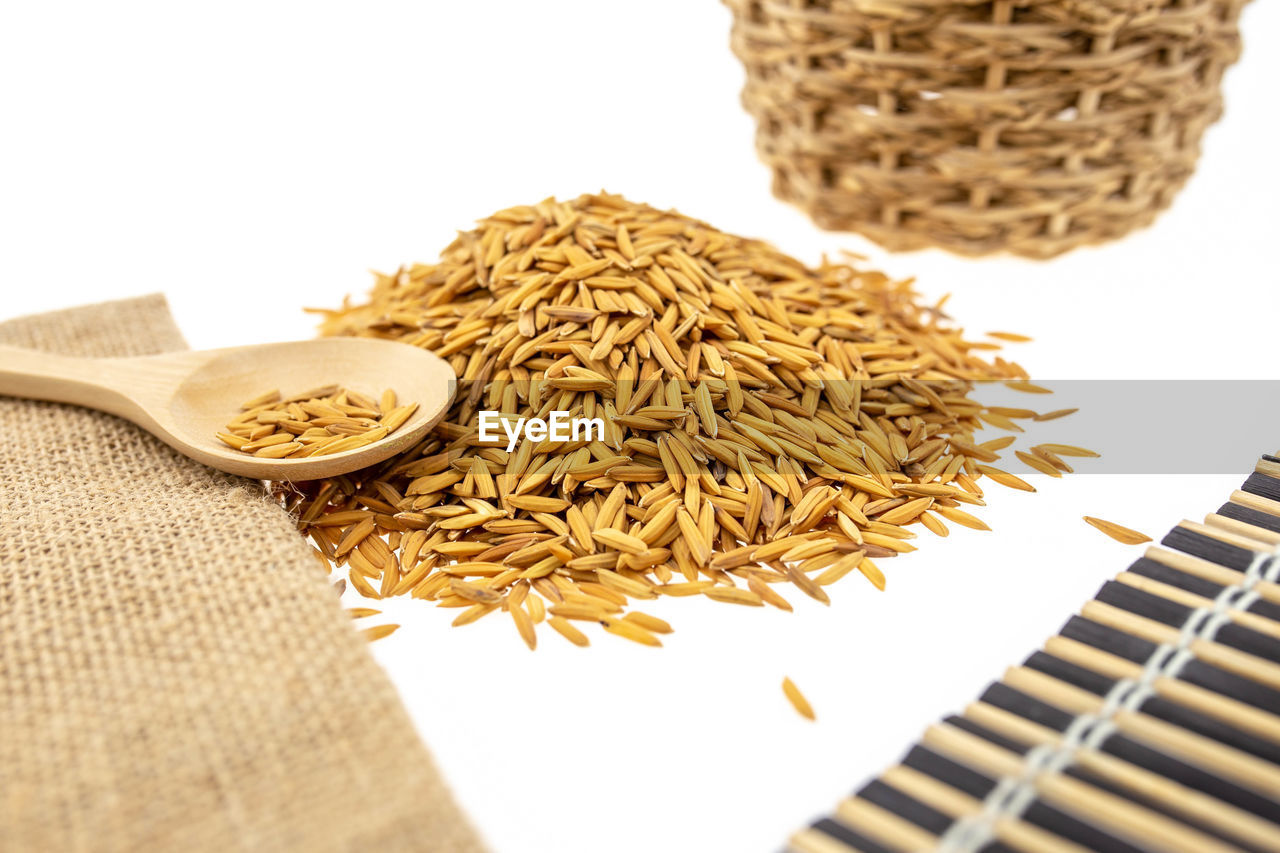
[0,338,455,481]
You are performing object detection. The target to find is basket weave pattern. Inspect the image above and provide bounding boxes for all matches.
[727,0,1249,257]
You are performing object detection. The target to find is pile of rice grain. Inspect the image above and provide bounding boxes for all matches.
[291,192,1056,649]
[217,386,417,459]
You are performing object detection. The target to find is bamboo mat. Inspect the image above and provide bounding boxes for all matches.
[789,454,1280,853]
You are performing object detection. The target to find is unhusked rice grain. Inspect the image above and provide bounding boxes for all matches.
[285,192,1087,647]
[219,385,416,459]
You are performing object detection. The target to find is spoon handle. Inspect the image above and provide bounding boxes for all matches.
[0,344,147,421]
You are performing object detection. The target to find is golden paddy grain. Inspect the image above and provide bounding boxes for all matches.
[219,386,416,459]
[284,192,1090,648]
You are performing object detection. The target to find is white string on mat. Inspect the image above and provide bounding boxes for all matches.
[1243,548,1278,586]
[935,544,1278,852]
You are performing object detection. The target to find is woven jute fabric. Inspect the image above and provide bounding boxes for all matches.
[0,296,484,853]
[725,0,1250,258]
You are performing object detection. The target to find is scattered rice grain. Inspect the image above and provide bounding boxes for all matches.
[1083,516,1152,545]
[782,677,816,720]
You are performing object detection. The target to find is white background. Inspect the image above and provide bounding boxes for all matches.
[2,3,1277,851]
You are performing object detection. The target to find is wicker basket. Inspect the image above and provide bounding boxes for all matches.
[726,0,1249,258]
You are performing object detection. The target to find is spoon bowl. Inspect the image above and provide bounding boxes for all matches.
[0,338,455,481]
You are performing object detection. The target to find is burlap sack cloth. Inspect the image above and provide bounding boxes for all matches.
[0,296,485,853]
